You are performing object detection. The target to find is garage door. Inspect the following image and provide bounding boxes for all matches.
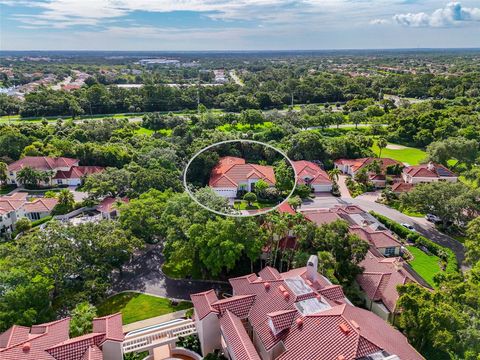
[313,184,332,193]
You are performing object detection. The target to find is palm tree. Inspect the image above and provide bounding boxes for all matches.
[377,137,388,158]
[58,189,75,209]
[328,168,341,182]
[0,162,7,186]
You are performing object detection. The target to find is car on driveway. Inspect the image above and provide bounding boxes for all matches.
[401,223,416,232]
[425,213,441,223]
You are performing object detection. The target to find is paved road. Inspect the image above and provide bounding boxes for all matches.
[301,194,466,265]
[112,244,230,301]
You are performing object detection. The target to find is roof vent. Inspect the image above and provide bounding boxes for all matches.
[279,285,286,292]
[339,323,350,334]
[264,282,270,290]
[283,291,290,300]
[337,356,346,360]
[351,320,360,330]
[295,318,303,328]
[305,279,313,286]
[23,343,31,352]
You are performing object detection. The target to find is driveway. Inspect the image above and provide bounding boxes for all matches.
[337,175,351,198]
[112,244,230,301]
[303,195,466,266]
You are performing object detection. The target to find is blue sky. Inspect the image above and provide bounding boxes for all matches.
[1,1,479,50]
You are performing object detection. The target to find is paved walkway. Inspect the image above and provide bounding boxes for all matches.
[337,175,351,198]
[112,244,229,301]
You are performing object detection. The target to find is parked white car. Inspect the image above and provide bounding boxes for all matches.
[425,213,441,223]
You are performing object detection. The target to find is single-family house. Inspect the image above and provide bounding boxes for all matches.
[191,255,423,360]
[0,193,58,235]
[7,156,79,186]
[292,160,332,192]
[96,197,129,220]
[356,251,426,322]
[53,165,104,186]
[209,156,276,198]
[391,182,415,194]
[334,157,403,187]
[402,162,458,184]
[349,225,403,257]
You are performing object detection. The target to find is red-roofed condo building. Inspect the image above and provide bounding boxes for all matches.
[0,313,124,360]
[209,157,276,198]
[191,256,423,360]
[7,156,103,187]
[292,160,332,193]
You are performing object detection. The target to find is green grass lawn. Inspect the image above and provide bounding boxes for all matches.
[406,246,442,287]
[217,121,273,132]
[97,292,192,325]
[233,200,276,210]
[371,141,427,165]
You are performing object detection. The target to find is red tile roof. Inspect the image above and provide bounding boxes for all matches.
[220,310,261,360]
[391,182,415,193]
[209,157,276,188]
[192,263,423,360]
[191,290,219,320]
[403,163,456,179]
[54,166,104,180]
[335,158,402,173]
[357,251,419,312]
[24,198,58,213]
[8,157,79,172]
[0,314,123,360]
[292,160,331,186]
[349,226,402,249]
[96,197,128,214]
[276,202,296,215]
[211,295,257,319]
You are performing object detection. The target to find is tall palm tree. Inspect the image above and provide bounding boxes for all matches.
[377,137,388,158]
[328,168,341,182]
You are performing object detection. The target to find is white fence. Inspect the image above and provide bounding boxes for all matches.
[122,319,197,354]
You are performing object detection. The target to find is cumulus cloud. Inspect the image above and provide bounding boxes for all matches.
[394,1,480,27]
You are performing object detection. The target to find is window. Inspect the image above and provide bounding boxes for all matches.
[57,180,63,185]
[384,247,396,256]
[30,213,40,220]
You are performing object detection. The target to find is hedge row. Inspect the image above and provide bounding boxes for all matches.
[31,215,53,227]
[370,211,459,274]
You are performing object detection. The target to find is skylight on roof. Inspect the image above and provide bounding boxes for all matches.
[295,297,331,315]
[284,277,312,296]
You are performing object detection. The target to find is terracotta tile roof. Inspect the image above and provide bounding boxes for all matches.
[259,266,281,281]
[292,160,331,186]
[81,345,103,360]
[191,290,219,320]
[193,263,423,360]
[96,197,128,214]
[391,182,415,193]
[209,157,276,188]
[349,226,402,249]
[357,251,419,312]
[335,158,403,173]
[276,202,296,215]
[0,199,25,214]
[8,157,79,172]
[54,166,104,180]
[404,162,456,179]
[302,209,343,226]
[24,198,58,213]
[0,313,123,360]
[220,310,261,360]
[211,295,257,319]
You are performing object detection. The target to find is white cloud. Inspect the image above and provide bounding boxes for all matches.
[369,18,389,25]
[394,1,480,27]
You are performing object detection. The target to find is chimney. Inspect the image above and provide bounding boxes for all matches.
[427,162,435,171]
[306,255,318,281]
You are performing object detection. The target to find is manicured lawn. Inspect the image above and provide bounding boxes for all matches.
[233,200,276,210]
[371,141,427,165]
[217,121,273,132]
[97,292,192,325]
[406,246,442,287]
